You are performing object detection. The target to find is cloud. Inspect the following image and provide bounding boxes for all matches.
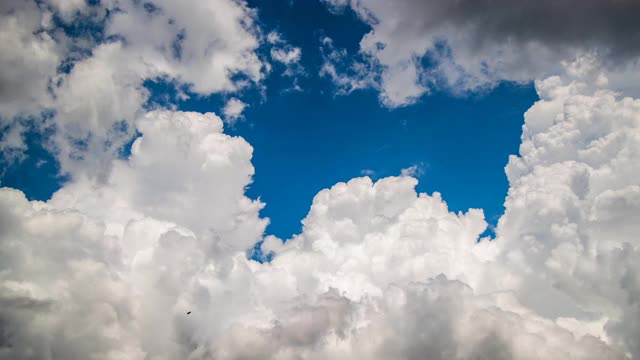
[0,0,267,176]
[271,47,301,66]
[322,0,640,106]
[266,31,283,45]
[360,169,376,177]
[223,98,248,124]
[489,75,640,357]
[1,2,640,359]
[0,120,28,164]
[319,36,378,97]
[0,113,630,358]
[2,75,639,357]
[400,163,425,178]
[0,0,60,119]
[267,31,305,87]
[0,110,268,359]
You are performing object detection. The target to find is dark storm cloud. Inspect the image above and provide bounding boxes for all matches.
[407,0,640,63]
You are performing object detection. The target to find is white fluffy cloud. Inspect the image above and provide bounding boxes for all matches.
[2,71,639,357]
[104,0,264,94]
[0,110,267,359]
[0,0,267,176]
[1,1,640,359]
[490,75,640,357]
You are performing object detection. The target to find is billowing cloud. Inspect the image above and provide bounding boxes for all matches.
[0,0,266,176]
[0,110,267,359]
[322,0,640,106]
[0,0,60,118]
[2,71,639,358]
[1,1,640,359]
[490,75,640,357]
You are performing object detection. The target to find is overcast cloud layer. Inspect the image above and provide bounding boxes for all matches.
[1,1,640,359]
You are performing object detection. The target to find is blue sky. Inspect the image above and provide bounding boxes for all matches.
[233,83,536,239]
[0,0,538,240]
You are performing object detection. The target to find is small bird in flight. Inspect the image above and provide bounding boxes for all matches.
[187,311,191,315]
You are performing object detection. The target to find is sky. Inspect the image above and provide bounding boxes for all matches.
[1,0,640,359]
[1,0,538,240]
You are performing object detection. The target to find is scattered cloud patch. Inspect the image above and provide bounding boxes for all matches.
[266,31,283,44]
[319,36,379,98]
[360,169,376,177]
[223,98,248,124]
[271,47,301,66]
[400,163,425,178]
[266,31,305,87]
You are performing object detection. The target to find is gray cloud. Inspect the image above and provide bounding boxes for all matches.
[400,0,640,62]
[323,0,640,106]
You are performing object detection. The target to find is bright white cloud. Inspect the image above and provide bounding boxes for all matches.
[105,0,264,95]
[319,36,378,97]
[2,70,640,357]
[223,98,248,124]
[0,0,267,177]
[0,110,268,358]
[1,1,640,359]
[488,75,640,357]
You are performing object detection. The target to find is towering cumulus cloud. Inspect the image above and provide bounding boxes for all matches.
[493,76,640,357]
[1,77,638,358]
[0,110,268,358]
[1,1,640,359]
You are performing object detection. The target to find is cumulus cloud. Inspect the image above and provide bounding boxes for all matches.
[322,0,640,106]
[0,0,60,119]
[1,1,640,359]
[0,0,266,176]
[489,75,640,357]
[0,110,268,359]
[2,70,640,357]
